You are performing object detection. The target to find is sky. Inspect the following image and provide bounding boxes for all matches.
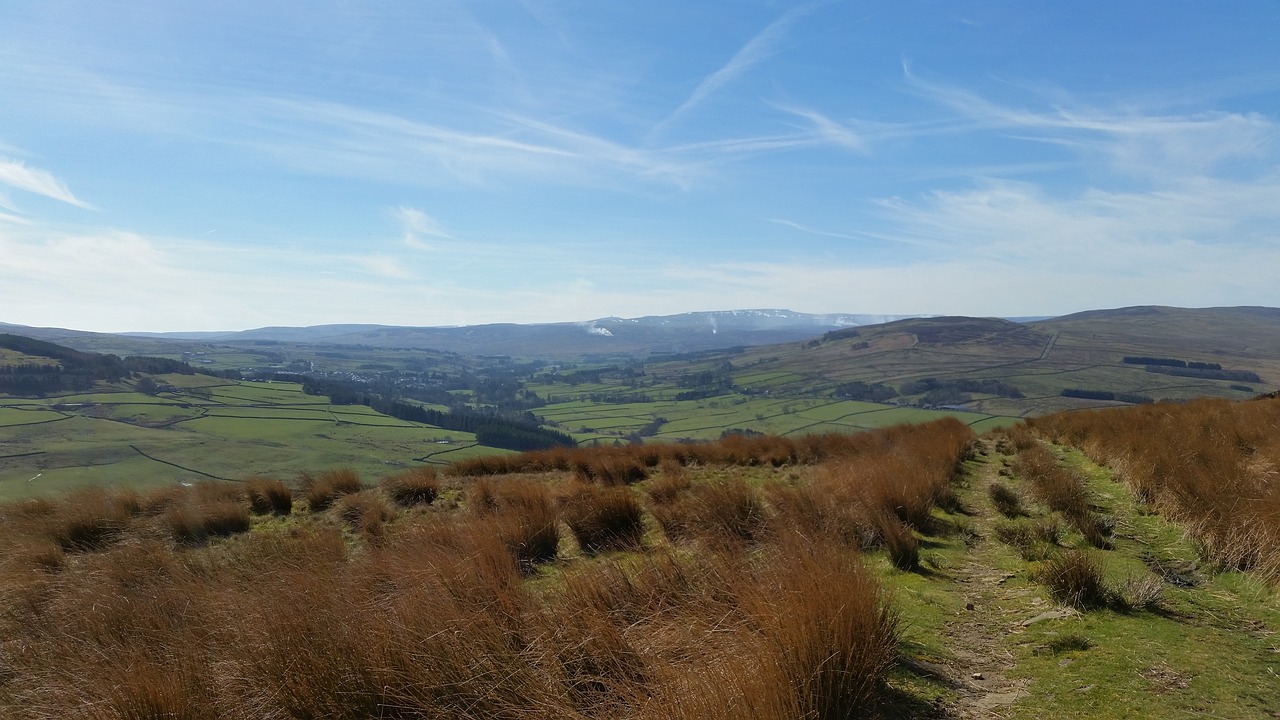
[2,1,1279,332]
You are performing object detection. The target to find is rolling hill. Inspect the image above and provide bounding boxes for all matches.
[2,310,923,360]
[612,306,1280,418]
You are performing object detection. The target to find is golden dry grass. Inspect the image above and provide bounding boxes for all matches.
[0,419,976,718]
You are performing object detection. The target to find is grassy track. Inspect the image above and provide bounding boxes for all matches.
[884,435,1280,717]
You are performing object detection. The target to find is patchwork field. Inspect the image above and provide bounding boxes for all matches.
[0,376,489,501]
[534,394,1017,445]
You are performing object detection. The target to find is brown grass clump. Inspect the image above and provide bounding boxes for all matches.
[138,485,186,515]
[994,518,1061,561]
[750,541,899,718]
[473,478,562,566]
[381,466,441,506]
[872,511,920,570]
[575,455,650,486]
[164,497,251,545]
[1013,446,1087,517]
[651,476,766,547]
[19,540,67,573]
[645,460,692,505]
[648,540,899,719]
[988,480,1023,517]
[1032,397,1280,580]
[562,484,647,554]
[993,422,1037,453]
[50,500,130,552]
[466,477,499,514]
[1012,445,1110,548]
[779,419,976,556]
[302,468,364,511]
[447,427,936,479]
[245,476,293,515]
[23,487,146,552]
[336,490,395,540]
[1037,549,1110,609]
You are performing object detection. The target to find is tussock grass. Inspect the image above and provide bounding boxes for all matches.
[1044,633,1092,654]
[651,476,766,547]
[336,490,394,540]
[472,478,562,566]
[746,540,899,719]
[575,455,649,486]
[245,476,292,516]
[995,517,1063,561]
[381,466,441,506]
[645,461,692,505]
[1012,445,1112,548]
[1037,549,1110,609]
[165,497,251,545]
[0,418,976,718]
[449,426,958,478]
[993,422,1037,453]
[562,483,646,554]
[873,511,920,570]
[1032,397,1280,580]
[51,501,129,552]
[301,467,364,511]
[988,480,1023,517]
[1114,573,1165,611]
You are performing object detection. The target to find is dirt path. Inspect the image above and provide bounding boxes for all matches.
[937,438,1044,718]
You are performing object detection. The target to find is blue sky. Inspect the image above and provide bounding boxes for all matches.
[2,1,1279,331]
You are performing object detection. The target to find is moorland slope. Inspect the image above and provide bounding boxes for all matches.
[3,397,1279,718]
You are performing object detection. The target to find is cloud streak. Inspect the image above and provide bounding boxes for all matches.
[396,206,453,250]
[648,4,816,141]
[0,159,95,209]
[902,70,1280,181]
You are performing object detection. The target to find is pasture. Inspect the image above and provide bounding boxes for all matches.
[0,376,479,501]
[536,392,1016,444]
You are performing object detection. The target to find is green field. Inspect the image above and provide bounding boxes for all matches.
[0,376,486,501]
[535,393,1017,444]
[7,307,1273,501]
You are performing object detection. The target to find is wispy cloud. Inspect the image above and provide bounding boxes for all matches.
[0,44,884,196]
[771,105,866,152]
[866,172,1280,322]
[902,70,1280,180]
[351,253,413,279]
[648,4,817,141]
[768,218,861,241]
[396,206,453,250]
[0,224,446,331]
[0,209,34,225]
[0,158,95,209]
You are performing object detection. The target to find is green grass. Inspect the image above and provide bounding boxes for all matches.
[203,406,336,420]
[0,379,494,500]
[873,438,1280,718]
[0,407,67,427]
[535,392,1016,443]
[41,391,189,405]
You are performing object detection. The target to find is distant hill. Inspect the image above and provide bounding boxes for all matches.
[3,310,928,359]
[7,306,1280,407]
[651,306,1280,417]
[0,334,198,396]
